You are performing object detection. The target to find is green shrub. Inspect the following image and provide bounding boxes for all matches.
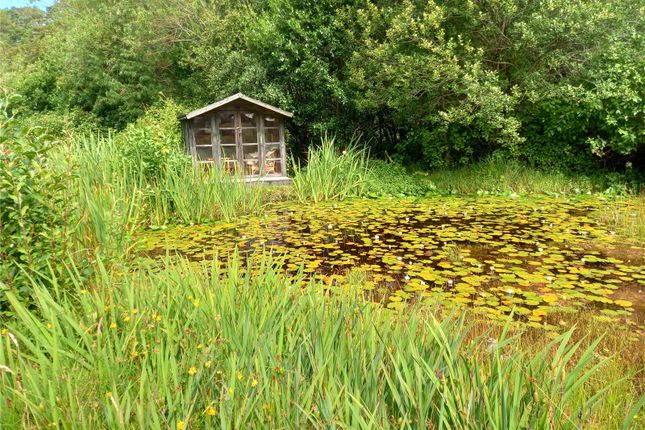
[365,160,436,197]
[14,109,101,139]
[292,134,369,203]
[114,98,188,181]
[0,93,74,311]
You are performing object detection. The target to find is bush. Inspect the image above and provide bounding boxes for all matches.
[0,93,74,312]
[365,160,436,197]
[114,98,188,181]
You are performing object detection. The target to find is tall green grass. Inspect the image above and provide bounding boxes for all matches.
[150,164,265,225]
[594,196,645,246]
[424,156,595,195]
[292,135,369,203]
[69,133,265,234]
[0,254,639,429]
[71,134,147,260]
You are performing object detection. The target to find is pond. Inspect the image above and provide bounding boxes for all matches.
[140,196,644,332]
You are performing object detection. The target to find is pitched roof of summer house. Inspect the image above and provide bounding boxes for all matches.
[180,93,294,120]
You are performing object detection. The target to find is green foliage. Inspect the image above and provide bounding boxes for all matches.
[0,93,74,310]
[72,132,266,233]
[153,165,266,224]
[292,134,369,203]
[2,0,643,176]
[349,1,523,167]
[425,154,596,196]
[0,7,47,80]
[0,254,635,428]
[365,160,436,197]
[114,98,188,181]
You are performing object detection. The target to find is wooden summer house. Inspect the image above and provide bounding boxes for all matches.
[179,93,293,184]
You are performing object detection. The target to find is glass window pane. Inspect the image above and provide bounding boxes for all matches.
[219,112,235,128]
[243,159,260,175]
[242,128,257,143]
[265,144,281,160]
[195,146,214,161]
[194,115,211,130]
[264,116,280,128]
[265,159,282,175]
[195,129,212,146]
[220,129,235,144]
[240,112,255,127]
[243,145,259,159]
[220,145,237,160]
[265,128,280,143]
[222,160,237,174]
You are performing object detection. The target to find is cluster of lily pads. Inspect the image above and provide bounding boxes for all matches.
[141,196,644,331]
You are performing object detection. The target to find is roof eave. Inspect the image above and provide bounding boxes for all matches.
[183,93,294,120]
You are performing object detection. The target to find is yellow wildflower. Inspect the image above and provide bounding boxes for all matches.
[192,298,200,308]
[130,350,139,359]
[236,371,243,380]
[106,391,113,398]
[1,328,8,336]
[109,322,117,329]
[251,378,258,388]
[176,421,185,430]
[188,366,197,376]
[204,360,212,369]
[205,405,216,417]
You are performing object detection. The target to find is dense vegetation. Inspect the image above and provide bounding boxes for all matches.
[1,1,644,428]
[2,255,641,429]
[1,0,643,175]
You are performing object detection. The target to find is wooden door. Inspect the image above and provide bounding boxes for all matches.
[216,111,259,176]
[238,111,260,176]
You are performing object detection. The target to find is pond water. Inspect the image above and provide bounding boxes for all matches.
[140,196,644,332]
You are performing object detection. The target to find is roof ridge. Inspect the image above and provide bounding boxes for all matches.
[181,93,293,120]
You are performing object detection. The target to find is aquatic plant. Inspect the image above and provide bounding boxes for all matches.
[143,196,645,331]
[292,134,369,203]
[0,254,637,429]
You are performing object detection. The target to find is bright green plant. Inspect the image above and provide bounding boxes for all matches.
[153,163,265,224]
[365,160,436,197]
[114,99,188,181]
[0,92,74,311]
[292,134,369,203]
[0,253,639,429]
[71,132,266,233]
[425,155,595,195]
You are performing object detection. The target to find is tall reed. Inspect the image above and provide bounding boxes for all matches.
[151,164,265,225]
[70,133,266,230]
[292,134,369,203]
[67,134,146,263]
[0,254,637,429]
[426,156,594,195]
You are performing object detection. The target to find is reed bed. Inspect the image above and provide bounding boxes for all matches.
[0,254,639,429]
[292,135,369,203]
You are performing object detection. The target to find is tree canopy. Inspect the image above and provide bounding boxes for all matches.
[1,0,643,171]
